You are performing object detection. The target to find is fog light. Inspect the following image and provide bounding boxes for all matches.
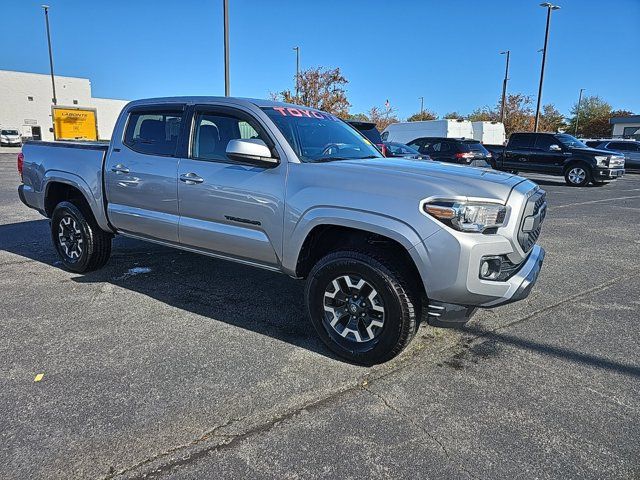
[479,256,502,280]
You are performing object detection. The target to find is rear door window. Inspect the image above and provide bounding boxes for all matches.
[508,134,535,149]
[124,110,183,156]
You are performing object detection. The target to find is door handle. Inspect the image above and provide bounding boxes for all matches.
[180,173,204,184]
[111,164,129,174]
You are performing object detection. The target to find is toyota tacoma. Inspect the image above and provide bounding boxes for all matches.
[18,97,547,364]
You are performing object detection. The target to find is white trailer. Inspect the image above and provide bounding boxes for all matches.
[382,119,474,144]
[472,121,506,145]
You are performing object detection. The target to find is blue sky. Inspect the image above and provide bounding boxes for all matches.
[1,0,638,119]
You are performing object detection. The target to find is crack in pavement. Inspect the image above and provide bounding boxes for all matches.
[362,385,478,480]
[104,416,246,480]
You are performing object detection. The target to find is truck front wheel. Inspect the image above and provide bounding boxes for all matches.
[51,201,112,273]
[564,164,592,187]
[305,250,419,365]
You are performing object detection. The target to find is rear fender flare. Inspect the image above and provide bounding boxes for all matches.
[43,171,113,232]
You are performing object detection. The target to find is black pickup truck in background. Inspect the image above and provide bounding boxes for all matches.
[486,132,626,187]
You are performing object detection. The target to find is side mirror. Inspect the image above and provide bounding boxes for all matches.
[226,139,279,167]
[549,144,562,151]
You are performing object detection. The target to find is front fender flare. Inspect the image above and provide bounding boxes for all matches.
[282,206,431,276]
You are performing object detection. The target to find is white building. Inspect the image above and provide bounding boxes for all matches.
[610,115,640,140]
[0,69,128,141]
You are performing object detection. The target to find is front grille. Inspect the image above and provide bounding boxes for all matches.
[518,189,547,252]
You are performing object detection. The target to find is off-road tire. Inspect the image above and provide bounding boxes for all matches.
[305,250,419,365]
[51,201,112,273]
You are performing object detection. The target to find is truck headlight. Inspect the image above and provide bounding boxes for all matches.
[594,155,609,167]
[422,200,508,233]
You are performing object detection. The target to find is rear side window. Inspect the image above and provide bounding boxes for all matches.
[508,134,535,149]
[124,110,183,156]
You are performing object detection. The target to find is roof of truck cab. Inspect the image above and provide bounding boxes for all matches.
[125,96,320,111]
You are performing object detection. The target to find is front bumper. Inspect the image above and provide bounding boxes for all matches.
[595,167,624,180]
[479,245,545,307]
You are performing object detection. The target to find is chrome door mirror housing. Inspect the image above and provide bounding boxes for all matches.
[226,139,279,167]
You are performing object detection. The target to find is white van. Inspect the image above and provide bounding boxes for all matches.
[382,119,474,144]
[471,121,506,145]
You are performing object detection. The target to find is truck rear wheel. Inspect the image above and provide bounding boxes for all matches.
[564,164,591,187]
[305,250,419,365]
[51,201,112,273]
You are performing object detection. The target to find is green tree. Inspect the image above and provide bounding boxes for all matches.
[443,111,464,120]
[566,95,611,138]
[467,107,497,122]
[342,112,369,121]
[539,104,566,133]
[407,110,437,122]
[275,66,351,117]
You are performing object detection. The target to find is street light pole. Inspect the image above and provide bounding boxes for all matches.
[419,96,424,117]
[574,88,585,136]
[534,2,560,132]
[42,5,57,105]
[223,0,230,96]
[499,50,510,124]
[293,46,300,100]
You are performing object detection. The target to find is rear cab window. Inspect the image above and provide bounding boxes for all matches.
[124,109,183,156]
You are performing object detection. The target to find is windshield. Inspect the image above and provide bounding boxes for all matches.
[262,107,383,162]
[555,134,586,149]
[1,130,19,135]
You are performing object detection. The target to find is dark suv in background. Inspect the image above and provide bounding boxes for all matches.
[348,121,384,150]
[407,137,491,167]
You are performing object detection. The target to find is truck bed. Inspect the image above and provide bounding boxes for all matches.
[19,140,112,232]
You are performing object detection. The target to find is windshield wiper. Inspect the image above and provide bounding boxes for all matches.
[313,156,351,163]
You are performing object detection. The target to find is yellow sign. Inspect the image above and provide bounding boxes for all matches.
[52,107,98,141]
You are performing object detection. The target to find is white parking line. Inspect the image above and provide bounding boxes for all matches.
[551,195,640,209]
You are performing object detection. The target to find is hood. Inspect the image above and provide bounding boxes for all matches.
[569,147,620,156]
[326,157,525,202]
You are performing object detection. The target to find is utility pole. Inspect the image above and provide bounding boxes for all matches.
[574,88,585,136]
[419,96,424,117]
[534,3,561,132]
[42,5,57,105]
[499,50,510,124]
[223,0,230,96]
[293,46,300,100]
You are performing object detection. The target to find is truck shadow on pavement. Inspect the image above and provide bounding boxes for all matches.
[2,218,640,375]
[0,219,341,360]
[460,325,640,379]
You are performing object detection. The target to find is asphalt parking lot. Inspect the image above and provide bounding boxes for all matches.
[1,149,639,479]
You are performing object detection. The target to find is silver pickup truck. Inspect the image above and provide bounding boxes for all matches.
[18,97,546,364]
